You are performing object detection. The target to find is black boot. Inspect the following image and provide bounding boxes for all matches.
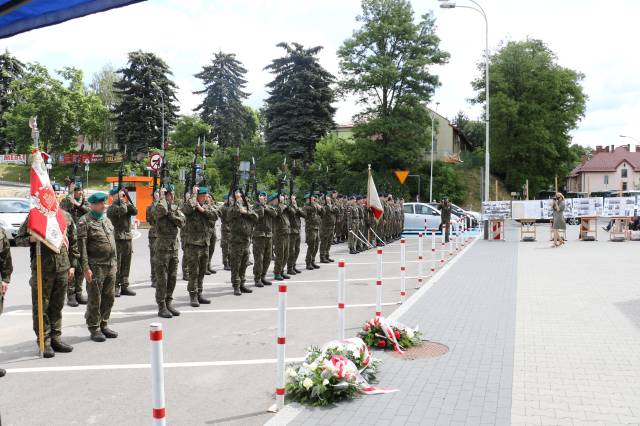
[198,294,211,304]
[0,368,5,377]
[158,302,172,319]
[76,292,88,305]
[190,294,200,307]
[320,258,330,264]
[51,339,73,353]
[204,269,212,275]
[293,267,302,274]
[42,345,55,358]
[261,276,273,286]
[233,286,242,296]
[114,286,121,298]
[67,293,79,307]
[306,264,314,270]
[312,263,320,269]
[90,330,106,342]
[255,280,264,288]
[120,287,136,296]
[282,273,291,279]
[166,302,180,316]
[327,257,335,262]
[274,274,284,281]
[101,327,118,339]
[349,249,357,254]
[151,281,157,288]
[286,269,297,275]
[239,283,253,293]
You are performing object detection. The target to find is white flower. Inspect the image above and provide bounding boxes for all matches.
[406,329,415,339]
[302,378,314,390]
[302,362,311,369]
[287,368,298,378]
[309,362,318,371]
[323,379,329,386]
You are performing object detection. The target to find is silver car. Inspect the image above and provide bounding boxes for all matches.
[402,202,444,234]
[0,198,30,241]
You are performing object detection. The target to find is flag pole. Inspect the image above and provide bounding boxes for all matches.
[367,164,372,244]
[30,116,45,357]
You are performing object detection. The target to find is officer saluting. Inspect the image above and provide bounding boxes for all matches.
[78,192,118,343]
[107,186,138,297]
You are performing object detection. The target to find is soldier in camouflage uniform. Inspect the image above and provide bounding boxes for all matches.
[303,193,323,269]
[272,193,290,281]
[107,187,138,297]
[334,194,345,243]
[154,185,185,318]
[252,191,277,287]
[180,192,190,281]
[286,194,305,275]
[59,182,90,306]
[78,192,119,343]
[205,193,220,275]
[219,195,232,271]
[319,194,338,263]
[229,190,258,295]
[146,190,159,288]
[347,196,359,254]
[0,227,11,377]
[182,186,216,307]
[357,197,368,252]
[16,210,79,357]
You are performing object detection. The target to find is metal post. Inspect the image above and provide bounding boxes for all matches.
[337,260,346,339]
[375,249,382,317]
[431,228,437,275]
[416,232,423,289]
[275,285,287,411]
[400,238,406,302]
[149,323,166,426]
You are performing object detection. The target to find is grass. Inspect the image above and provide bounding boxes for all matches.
[460,167,510,211]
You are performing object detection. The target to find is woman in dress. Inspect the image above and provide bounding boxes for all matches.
[552,193,566,247]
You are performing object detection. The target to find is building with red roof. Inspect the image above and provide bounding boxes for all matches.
[566,144,640,194]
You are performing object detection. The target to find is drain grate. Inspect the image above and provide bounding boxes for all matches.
[390,341,449,360]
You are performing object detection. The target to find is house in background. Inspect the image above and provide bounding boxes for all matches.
[566,145,640,194]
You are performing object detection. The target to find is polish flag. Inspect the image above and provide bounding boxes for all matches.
[28,149,68,253]
[367,170,384,222]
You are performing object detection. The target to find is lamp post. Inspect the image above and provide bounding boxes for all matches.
[152,82,165,157]
[439,0,490,232]
[620,134,640,146]
[428,102,440,203]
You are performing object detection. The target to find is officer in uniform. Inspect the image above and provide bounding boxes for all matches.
[303,192,323,269]
[146,190,159,288]
[78,192,118,342]
[154,185,185,318]
[219,194,233,271]
[347,196,359,254]
[272,193,290,281]
[59,181,90,306]
[0,226,13,376]
[182,186,216,307]
[286,194,304,275]
[107,187,138,297]
[252,191,277,287]
[319,193,338,263]
[439,196,452,242]
[229,189,258,295]
[205,193,220,275]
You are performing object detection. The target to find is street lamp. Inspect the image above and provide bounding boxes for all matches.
[428,102,440,203]
[439,0,490,233]
[620,134,640,145]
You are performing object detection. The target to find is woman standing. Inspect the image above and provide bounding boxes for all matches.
[552,193,566,247]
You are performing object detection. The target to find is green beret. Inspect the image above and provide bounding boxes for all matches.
[109,187,119,196]
[52,183,61,191]
[304,192,311,199]
[258,191,267,197]
[163,184,175,193]
[223,194,229,200]
[197,186,209,195]
[88,192,108,204]
[268,192,278,202]
[73,181,83,189]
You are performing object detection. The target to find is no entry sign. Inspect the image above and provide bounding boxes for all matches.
[150,153,163,171]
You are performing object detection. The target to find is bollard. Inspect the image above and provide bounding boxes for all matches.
[400,238,407,301]
[448,222,454,257]
[275,285,288,411]
[416,233,423,289]
[150,323,166,426]
[430,228,437,275]
[338,260,346,339]
[455,221,460,252]
[376,249,383,316]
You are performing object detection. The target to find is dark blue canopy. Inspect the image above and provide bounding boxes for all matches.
[0,0,146,39]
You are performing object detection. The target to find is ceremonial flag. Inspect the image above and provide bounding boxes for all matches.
[367,165,384,222]
[28,148,68,253]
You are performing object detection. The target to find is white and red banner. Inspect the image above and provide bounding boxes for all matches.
[28,149,68,253]
[367,170,384,222]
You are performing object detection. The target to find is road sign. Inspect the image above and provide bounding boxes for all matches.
[149,153,163,171]
[394,170,410,184]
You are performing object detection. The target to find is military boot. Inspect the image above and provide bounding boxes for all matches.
[158,302,172,319]
[274,274,284,281]
[101,327,118,339]
[67,293,79,307]
[51,339,73,353]
[320,259,330,264]
[197,294,211,304]
[286,269,297,276]
[312,262,320,269]
[151,281,157,288]
[327,257,335,262]
[114,286,121,297]
[306,264,314,270]
[120,286,136,296]
[224,264,231,271]
[166,303,180,316]
[42,345,55,358]
[261,276,273,286]
[90,330,106,342]
[239,283,253,293]
[76,292,88,305]
[293,267,302,274]
[233,286,242,296]
[190,294,200,307]
[282,273,291,279]
[0,368,6,377]
[204,269,212,275]
[255,280,264,288]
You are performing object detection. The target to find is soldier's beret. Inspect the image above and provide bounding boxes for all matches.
[197,186,209,195]
[88,192,108,204]
[304,192,311,199]
[109,187,119,195]
[52,183,61,191]
[163,184,175,193]
[73,182,83,190]
[258,191,267,197]
[268,192,278,201]
[223,194,229,200]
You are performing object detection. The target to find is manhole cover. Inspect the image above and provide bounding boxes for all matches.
[390,341,449,360]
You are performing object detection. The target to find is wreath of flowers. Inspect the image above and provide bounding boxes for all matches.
[358,316,423,352]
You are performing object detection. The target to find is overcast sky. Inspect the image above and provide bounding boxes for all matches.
[3,0,639,148]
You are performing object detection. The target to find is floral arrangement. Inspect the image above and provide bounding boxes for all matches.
[358,316,423,352]
[285,337,390,406]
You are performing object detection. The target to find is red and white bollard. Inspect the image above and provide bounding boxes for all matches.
[448,222,454,257]
[376,249,383,317]
[338,260,346,339]
[275,285,288,411]
[416,232,423,289]
[400,238,407,301]
[431,228,437,275]
[149,323,166,426]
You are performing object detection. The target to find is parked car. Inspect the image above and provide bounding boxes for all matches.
[403,202,462,234]
[428,202,476,228]
[0,197,30,241]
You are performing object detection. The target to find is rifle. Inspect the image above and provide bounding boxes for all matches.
[251,157,258,200]
[289,159,296,202]
[186,139,200,198]
[160,154,170,189]
[200,137,207,187]
[277,158,287,201]
[228,147,240,199]
[118,145,133,204]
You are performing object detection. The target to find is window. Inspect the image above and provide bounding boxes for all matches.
[403,204,414,214]
[622,182,628,191]
[604,175,609,185]
[622,168,628,178]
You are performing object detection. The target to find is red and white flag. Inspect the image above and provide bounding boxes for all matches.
[367,169,384,222]
[28,149,67,253]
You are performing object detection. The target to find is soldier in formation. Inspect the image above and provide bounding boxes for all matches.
[272,193,290,280]
[286,193,304,275]
[228,189,257,295]
[303,193,323,269]
[0,227,12,377]
[252,191,276,287]
[319,193,338,263]
[59,181,89,306]
[146,190,159,288]
[107,187,138,297]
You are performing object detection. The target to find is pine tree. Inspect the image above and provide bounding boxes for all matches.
[264,42,336,159]
[113,51,179,154]
[0,50,24,151]
[194,51,250,148]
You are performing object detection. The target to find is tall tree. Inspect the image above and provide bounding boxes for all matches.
[90,64,119,149]
[0,50,24,151]
[170,115,211,148]
[264,42,336,159]
[113,51,179,154]
[452,111,484,150]
[338,0,449,170]
[472,39,586,194]
[194,52,250,147]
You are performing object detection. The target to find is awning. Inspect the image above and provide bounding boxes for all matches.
[0,0,146,39]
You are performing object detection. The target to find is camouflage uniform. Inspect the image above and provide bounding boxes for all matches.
[272,202,290,278]
[319,200,338,262]
[146,201,158,287]
[205,198,220,273]
[286,200,305,273]
[347,200,359,253]
[16,212,79,350]
[154,197,185,314]
[229,199,258,294]
[252,201,277,286]
[219,200,232,270]
[106,196,138,295]
[59,194,90,302]
[78,211,118,336]
[0,228,11,317]
[303,200,323,268]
